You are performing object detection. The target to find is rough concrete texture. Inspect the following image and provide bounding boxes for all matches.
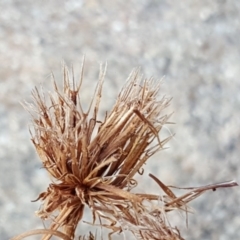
[0,0,239,239]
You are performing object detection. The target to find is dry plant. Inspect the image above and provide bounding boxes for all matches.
[12,62,238,240]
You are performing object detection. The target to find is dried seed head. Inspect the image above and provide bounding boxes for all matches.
[15,63,237,240]
[26,63,176,239]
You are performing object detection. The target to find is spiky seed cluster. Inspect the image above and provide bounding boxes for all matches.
[19,64,237,240]
[27,64,178,239]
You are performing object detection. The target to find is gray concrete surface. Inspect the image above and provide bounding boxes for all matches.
[0,0,239,239]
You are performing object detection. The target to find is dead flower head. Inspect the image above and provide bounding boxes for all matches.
[16,62,238,240]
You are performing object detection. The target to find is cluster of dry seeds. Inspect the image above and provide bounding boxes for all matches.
[12,63,238,240]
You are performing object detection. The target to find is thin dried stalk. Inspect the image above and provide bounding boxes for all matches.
[13,63,238,240]
[11,229,71,240]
